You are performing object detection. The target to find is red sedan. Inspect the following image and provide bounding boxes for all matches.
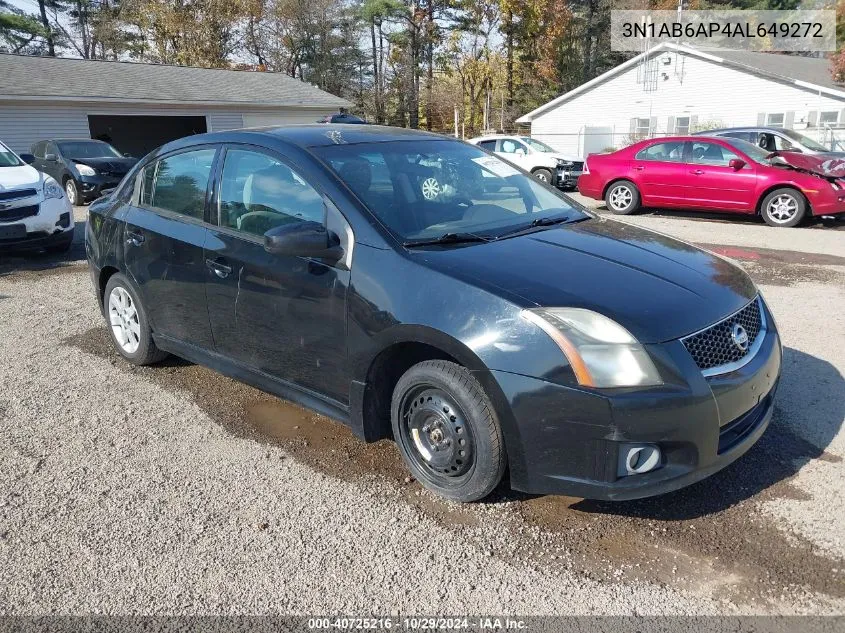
[577,136,845,227]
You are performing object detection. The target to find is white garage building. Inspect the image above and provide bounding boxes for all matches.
[517,43,845,157]
[0,54,350,157]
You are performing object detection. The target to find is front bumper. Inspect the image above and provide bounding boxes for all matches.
[807,187,845,216]
[492,313,782,500]
[0,196,74,251]
[556,168,582,189]
[77,174,125,202]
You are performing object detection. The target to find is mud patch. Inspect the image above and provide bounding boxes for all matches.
[64,327,844,605]
[697,244,845,287]
[0,261,86,282]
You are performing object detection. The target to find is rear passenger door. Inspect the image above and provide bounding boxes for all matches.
[204,145,352,404]
[629,141,687,207]
[123,146,218,349]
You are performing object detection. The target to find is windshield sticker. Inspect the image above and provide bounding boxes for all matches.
[472,156,520,178]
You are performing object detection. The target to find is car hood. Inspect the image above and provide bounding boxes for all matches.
[70,156,137,173]
[0,164,43,189]
[415,218,757,344]
[770,151,845,178]
[547,152,584,163]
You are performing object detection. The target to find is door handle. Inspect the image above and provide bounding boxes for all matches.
[633,165,645,171]
[690,169,704,175]
[205,258,232,279]
[125,230,145,246]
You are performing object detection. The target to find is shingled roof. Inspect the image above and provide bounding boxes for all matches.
[0,54,351,108]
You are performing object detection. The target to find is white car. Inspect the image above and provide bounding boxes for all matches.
[467,135,584,189]
[0,140,74,252]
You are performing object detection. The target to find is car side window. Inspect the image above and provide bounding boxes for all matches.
[635,142,684,162]
[477,140,497,151]
[773,135,795,151]
[139,148,215,220]
[690,142,740,167]
[217,148,324,238]
[499,139,526,154]
[46,142,58,157]
[32,142,45,159]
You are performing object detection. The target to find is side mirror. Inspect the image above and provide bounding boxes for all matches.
[19,153,34,164]
[728,158,746,170]
[264,221,343,263]
[44,153,57,162]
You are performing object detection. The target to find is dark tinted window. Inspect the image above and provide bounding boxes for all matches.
[722,131,756,143]
[217,149,324,238]
[140,148,215,219]
[690,142,740,167]
[477,140,497,151]
[635,142,685,162]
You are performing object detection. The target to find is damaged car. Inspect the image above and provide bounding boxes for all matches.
[577,136,845,227]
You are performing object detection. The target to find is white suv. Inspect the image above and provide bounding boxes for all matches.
[467,135,584,189]
[0,140,74,253]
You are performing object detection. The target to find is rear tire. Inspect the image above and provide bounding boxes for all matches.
[533,168,553,184]
[103,273,168,366]
[760,188,806,227]
[605,180,640,214]
[391,360,506,502]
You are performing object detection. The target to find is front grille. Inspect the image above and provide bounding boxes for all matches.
[682,298,763,372]
[0,188,37,202]
[0,204,39,222]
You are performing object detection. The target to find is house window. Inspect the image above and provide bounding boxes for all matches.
[820,111,839,126]
[766,113,785,128]
[635,118,650,137]
[675,116,690,135]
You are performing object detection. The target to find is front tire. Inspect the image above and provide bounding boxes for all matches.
[605,180,640,214]
[760,188,806,227]
[64,178,79,206]
[532,168,553,184]
[103,273,169,366]
[391,360,506,502]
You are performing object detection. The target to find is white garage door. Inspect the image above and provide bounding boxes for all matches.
[243,111,330,128]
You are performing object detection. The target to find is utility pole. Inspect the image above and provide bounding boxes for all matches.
[454,105,459,138]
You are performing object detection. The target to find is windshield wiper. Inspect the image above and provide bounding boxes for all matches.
[403,232,490,247]
[494,215,575,240]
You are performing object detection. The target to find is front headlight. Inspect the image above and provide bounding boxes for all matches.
[521,308,663,388]
[74,163,96,176]
[557,159,574,168]
[43,177,64,200]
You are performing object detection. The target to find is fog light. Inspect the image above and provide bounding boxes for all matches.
[56,212,71,228]
[617,443,661,477]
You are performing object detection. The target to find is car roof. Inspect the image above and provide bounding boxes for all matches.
[469,134,524,141]
[247,124,446,147]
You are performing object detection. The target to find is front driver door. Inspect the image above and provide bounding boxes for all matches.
[685,141,757,212]
[123,146,218,349]
[204,146,352,405]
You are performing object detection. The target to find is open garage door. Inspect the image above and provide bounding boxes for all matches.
[87,115,207,158]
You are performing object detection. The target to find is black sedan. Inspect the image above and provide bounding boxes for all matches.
[23,139,137,205]
[85,125,782,502]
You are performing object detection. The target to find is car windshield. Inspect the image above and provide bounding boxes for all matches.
[314,140,586,242]
[0,142,23,167]
[780,129,829,152]
[521,137,557,153]
[722,138,773,164]
[57,140,123,158]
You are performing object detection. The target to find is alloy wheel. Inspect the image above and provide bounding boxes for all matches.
[766,194,798,224]
[609,185,633,211]
[399,386,475,481]
[421,177,441,200]
[65,180,77,205]
[108,286,140,354]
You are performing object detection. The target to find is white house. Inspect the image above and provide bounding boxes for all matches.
[0,54,350,158]
[516,43,845,157]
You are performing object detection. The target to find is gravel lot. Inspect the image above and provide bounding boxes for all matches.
[0,204,843,616]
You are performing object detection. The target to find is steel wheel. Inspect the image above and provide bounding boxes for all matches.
[608,184,633,211]
[421,177,441,200]
[766,193,799,224]
[399,385,475,483]
[108,286,140,354]
[535,171,549,182]
[65,179,78,205]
